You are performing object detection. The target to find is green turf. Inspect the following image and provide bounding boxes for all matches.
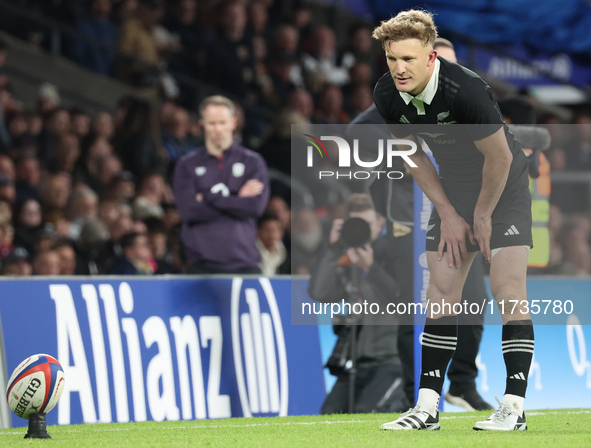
[0,409,589,447]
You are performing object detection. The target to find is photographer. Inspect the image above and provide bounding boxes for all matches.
[308,194,407,414]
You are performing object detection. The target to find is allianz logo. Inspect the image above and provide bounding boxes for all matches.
[49,279,287,425]
[566,315,591,388]
[231,278,288,417]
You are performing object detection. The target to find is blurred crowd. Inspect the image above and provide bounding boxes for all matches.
[0,0,590,276]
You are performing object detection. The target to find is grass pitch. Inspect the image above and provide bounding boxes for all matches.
[0,409,589,447]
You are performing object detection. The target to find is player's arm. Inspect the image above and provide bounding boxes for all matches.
[473,127,513,262]
[173,159,227,223]
[204,157,270,220]
[404,135,475,267]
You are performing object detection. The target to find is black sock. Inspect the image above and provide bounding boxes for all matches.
[419,315,458,394]
[502,319,534,397]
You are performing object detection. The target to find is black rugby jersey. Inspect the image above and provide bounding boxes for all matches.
[373,56,528,189]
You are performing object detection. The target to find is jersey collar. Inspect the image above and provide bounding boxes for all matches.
[399,57,440,115]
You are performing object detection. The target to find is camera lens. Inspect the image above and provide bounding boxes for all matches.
[340,217,371,248]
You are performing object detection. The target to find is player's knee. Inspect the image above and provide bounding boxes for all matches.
[427,281,457,300]
[491,285,522,305]
[426,285,460,307]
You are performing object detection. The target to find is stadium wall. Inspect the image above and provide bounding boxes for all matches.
[0,277,589,428]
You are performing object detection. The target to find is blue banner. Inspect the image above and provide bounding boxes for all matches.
[0,278,326,428]
[444,279,591,411]
[1,276,590,428]
[455,45,591,89]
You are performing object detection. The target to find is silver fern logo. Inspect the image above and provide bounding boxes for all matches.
[437,111,450,122]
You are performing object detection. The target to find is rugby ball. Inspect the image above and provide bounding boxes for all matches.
[6,354,65,419]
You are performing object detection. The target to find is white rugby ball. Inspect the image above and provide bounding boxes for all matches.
[6,354,65,419]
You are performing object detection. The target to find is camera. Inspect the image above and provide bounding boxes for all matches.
[339,217,371,248]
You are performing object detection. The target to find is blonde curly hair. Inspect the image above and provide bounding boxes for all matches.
[372,10,438,50]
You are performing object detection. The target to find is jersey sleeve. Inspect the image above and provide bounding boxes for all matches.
[455,77,504,141]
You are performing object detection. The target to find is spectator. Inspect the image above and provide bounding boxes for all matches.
[160,106,197,160]
[263,53,298,109]
[290,2,313,52]
[70,108,92,140]
[206,1,256,98]
[272,24,300,56]
[13,198,43,254]
[259,108,307,175]
[0,154,15,182]
[32,250,61,275]
[0,198,12,224]
[0,175,16,204]
[256,212,288,276]
[55,241,78,275]
[37,83,61,116]
[65,185,99,240]
[162,202,180,232]
[312,84,348,125]
[0,85,13,153]
[92,155,123,194]
[132,173,166,220]
[101,203,133,268]
[269,24,303,87]
[66,185,99,222]
[0,222,14,258]
[301,26,349,92]
[287,88,313,121]
[117,0,165,86]
[348,84,374,120]
[41,173,72,214]
[112,0,139,26]
[291,206,324,274]
[43,209,72,241]
[38,108,70,164]
[1,248,32,276]
[76,135,113,186]
[173,95,269,274]
[113,98,163,178]
[33,223,58,254]
[560,216,591,275]
[267,195,291,236]
[15,155,41,202]
[70,0,118,76]
[6,113,33,148]
[92,112,115,141]
[145,217,180,273]
[110,231,154,274]
[163,0,209,76]
[342,24,374,67]
[78,217,111,274]
[98,200,120,228]
[342,61,372,100]
[247,1,269,38]
[105,171,136,202]
[49,133,81,174]
[25,112,44,144]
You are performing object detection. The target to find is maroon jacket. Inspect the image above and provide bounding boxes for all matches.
[173,144,270,271]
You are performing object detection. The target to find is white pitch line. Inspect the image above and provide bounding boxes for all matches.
[1,410,589,435]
